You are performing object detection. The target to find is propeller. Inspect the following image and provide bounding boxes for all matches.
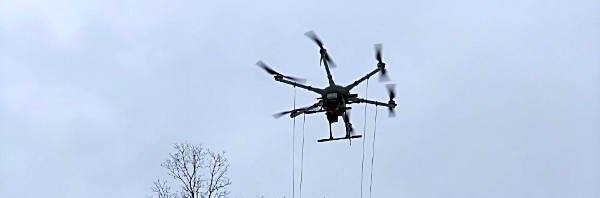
[375,44,390,82]
[386,84,397,117]
[272,109,297,119]
[304,30,336,68]
[256,60,307,84]
[272,105,320,119]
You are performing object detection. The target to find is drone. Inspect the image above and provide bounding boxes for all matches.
[258,31,397,143]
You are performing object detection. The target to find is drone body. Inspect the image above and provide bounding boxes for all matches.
[258,31,397,142]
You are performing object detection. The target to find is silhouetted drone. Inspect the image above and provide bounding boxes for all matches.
[258,31,397,142]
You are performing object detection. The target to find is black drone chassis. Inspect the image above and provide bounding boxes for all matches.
[259,30,397,143]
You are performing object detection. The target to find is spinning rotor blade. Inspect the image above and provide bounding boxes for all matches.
[375,43,383,63]
[273,104,320,119]
[323,53,336,68]
[375,44,390,82]
[304,30,323,48]
[272,110,294,119]
[386,84,396,100]
[286,76,307,84]
[256,60,307,84]
[380,68,390,82]
[256,60,279,75]
[388,107,396,118]
[386,84,396,117]
[305,30,336,68]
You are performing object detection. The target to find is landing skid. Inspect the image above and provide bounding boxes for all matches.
[318,135,362,142]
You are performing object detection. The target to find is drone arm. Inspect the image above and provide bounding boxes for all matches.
[275,77,324,95]
[348,97,396,108]
[321,54,336,86]
[345,66,383,91]
[290,100,323,118]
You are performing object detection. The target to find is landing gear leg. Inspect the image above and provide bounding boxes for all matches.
[342,111,353,137]
[328,122,333,139]
[342,111,354,145]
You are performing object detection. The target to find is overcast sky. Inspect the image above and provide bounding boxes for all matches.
[1,0,599,197]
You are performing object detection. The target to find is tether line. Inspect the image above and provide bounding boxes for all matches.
[300,113,306,198]
[369,105,378,198]
[360,78,369,198]
[292,86,296,198]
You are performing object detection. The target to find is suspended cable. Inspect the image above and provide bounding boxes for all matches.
[300,113,306,198]
[369,105,378,198]
[360,78,369,198]
[292,86,296,198]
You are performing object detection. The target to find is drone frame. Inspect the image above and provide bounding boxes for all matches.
[260,31,397,142]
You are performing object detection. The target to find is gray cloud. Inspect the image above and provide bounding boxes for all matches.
[1,0,599,197]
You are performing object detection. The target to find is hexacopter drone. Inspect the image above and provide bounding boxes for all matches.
[258,31,397,142]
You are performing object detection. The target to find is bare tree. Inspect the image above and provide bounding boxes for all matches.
[205,151,232,198]
[150,179,175,198]
[149,142,232,198]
